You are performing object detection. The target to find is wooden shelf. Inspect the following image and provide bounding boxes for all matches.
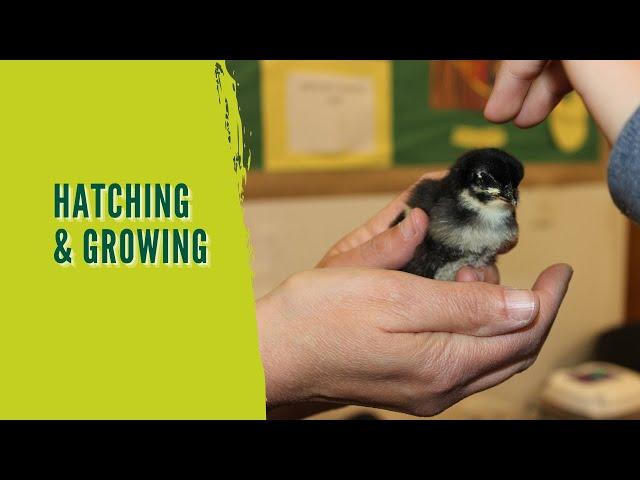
[627,220,640,324]
[244,138,610,199]
[245,161,606,199]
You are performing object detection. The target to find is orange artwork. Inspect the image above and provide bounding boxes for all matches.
[429,60,498,111]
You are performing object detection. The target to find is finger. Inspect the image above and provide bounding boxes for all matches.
[321,170,447,260]
[360,170,448,235]
[319,208,428,269]
[529,263,574,341]
[484,60,548,123]
[455,267,481,282]
[455,264,500,284]
[320,189,415,259]
[483,265,500,284]
[385,272,539,337]
[513,61,573,128]
[476,263,573,366]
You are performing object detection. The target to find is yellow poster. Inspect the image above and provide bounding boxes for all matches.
[261,60,392,172]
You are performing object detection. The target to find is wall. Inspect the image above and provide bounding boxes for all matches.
[243,182,628,419]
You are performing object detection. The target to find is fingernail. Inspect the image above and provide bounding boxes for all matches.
[505,289,538,325]
[565,265,574,280]
[400,209,418,240]
[474,268,485,282]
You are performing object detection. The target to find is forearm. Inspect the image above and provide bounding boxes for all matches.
[564,60,640,145]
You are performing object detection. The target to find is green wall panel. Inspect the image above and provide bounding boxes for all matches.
[229,60,599,172]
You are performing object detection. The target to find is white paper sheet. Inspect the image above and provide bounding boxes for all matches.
[286,72,375,155]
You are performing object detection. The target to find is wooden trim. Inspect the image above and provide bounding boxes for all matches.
[248,118,611,198]
[245,134,609,199]
[626,220,640,324]
[245,160,606,199]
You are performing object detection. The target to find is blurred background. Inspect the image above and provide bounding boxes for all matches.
[230,60,640,419]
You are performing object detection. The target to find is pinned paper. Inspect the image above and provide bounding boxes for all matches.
[261,60,392,172]
[287,72,375,155]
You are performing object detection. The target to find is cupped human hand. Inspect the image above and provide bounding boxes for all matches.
[257,263,572,417]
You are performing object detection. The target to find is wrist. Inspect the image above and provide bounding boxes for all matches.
[563,60,640,144]
[256,291,307,410]
[560,60,599,98]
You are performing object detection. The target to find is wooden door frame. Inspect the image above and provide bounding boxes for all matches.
[627,221,640,323]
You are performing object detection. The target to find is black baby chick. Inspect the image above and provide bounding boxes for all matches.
[392,148,524,281]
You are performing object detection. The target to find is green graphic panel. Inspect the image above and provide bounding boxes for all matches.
[393,60,599,165]
[228,60,263,170]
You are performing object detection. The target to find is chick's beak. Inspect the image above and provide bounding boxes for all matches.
[498,186,517,206]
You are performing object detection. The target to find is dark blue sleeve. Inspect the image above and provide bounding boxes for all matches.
[608,105,640,224]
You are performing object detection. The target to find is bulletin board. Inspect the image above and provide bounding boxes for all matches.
[228,60,606,198]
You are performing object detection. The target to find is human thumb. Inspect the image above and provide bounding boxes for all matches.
[319,208,428,269]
